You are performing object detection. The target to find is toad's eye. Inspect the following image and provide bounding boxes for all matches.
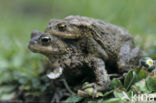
[58,24,67,31]
[40,35,53,46]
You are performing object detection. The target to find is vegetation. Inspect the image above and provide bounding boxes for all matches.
[0,0,156,102]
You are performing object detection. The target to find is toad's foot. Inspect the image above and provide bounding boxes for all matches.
[78,58,110,98]
[78,83,106,98]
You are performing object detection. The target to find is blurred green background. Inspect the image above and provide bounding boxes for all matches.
[0,0,156,101]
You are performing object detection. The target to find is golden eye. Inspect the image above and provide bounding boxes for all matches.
[58,24,67,31]
[40,34,53,46]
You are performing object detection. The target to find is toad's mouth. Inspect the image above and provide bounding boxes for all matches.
[28,42,61,54]
[46,67,63,79]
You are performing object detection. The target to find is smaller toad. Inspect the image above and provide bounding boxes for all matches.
[28,30,110,97]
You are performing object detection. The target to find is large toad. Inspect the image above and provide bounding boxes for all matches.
[28,16,142,97]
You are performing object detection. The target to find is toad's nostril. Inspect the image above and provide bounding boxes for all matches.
[47,25,52,29]
[31,30,41,38]
[29,40,37,45]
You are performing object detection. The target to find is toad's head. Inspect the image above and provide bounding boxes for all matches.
[28,30,68,55]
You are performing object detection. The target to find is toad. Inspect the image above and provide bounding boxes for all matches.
[28,15,142,97]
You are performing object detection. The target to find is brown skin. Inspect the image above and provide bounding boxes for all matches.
[28,15,142,97]
[28,31,110,97]
[45,15,142,72]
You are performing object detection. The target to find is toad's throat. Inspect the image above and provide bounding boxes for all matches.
[28,44,62,54]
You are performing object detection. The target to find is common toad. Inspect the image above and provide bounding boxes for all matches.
[28,16,142,97]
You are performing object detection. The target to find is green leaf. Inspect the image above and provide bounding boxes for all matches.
[110,78,123,89]
[0,92,15,101]
[102,98,122,103]
[63,94,83,103]
[87,101,97,103]
[146,76,156,92]
[113,89,129,103]
[127,90,135,98]
[124,70,135,89]
[133,79,151,93]
[97,99,105,103]
[87,99,105,103]
[134,69,148,81]
[0,85,16,95]
[103,90,113,97]
[113,89,127,99]
[124,69,148,90]
[85,88,94,96]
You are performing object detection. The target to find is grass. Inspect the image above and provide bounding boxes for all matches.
[0,0,156,102]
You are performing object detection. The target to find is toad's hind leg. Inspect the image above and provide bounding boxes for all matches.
[78,58,110,97]
[92,58,110,91]
[117,41,142,73]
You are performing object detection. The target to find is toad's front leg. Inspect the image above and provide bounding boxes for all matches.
[78,58,110,98]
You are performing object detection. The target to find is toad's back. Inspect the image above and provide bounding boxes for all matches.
[65,16,135,61]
